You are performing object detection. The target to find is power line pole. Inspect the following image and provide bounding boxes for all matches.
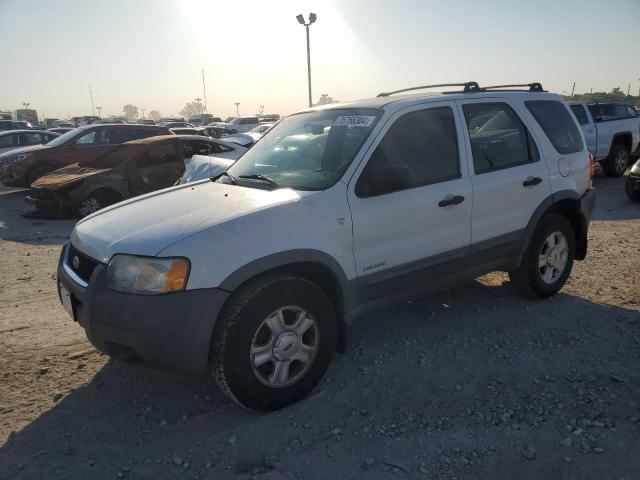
[627,84,631,96]
[234,102,240,117]
[202,69,208,112]
[570,82,575,97]
[88,83,95,115]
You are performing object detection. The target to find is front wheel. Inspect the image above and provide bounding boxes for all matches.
[510,213,575,298]
[602,145,629,177]
[212,273,337,411]
[626,176,640,202]
[77,189,122,217]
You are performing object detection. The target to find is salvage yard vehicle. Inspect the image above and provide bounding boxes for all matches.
[626,159,640,202]
[213,116,261,133]
[28,135,247,216]
[569,101,640,177]
[0,129,59,154]
[58,82,595,411]
[201,125,237,138]
[169,127,209,136]
[221,123,275,148]
[0,124,170,187]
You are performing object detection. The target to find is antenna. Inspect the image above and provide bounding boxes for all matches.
[88,83,95,115]
[202,69,208,112]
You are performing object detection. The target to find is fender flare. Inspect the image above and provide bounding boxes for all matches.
[519,190,587,259]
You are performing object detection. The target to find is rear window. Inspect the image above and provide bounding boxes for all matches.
[525,101,584,154]
[570,105,589,126]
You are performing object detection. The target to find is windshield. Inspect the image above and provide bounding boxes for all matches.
[46,128,81,147]
[221,108,381,190]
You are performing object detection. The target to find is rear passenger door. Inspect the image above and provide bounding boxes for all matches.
[348,102,473,302]
[457,99,551,261]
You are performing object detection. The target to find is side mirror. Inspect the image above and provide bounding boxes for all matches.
[357,165,411,197]
[592,115,603,123]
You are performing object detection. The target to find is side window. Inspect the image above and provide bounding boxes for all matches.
[570,105,589,126]
[182,140,211,158]
[109,128,132,144]
[525,100,584,154]
[20,132,43,146]
[75,130,97,146]
[462,102,538,174]
[355,107,460,198]
[133,143,182,190]
[0,134,18,147]
[614,105,627,118]
[211,142,233,154]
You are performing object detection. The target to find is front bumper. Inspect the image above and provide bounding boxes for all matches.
[57,243,230,374]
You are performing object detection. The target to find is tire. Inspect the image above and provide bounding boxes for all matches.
[77,189,123,217]
[626,176,640,202]
[212,273,337,411]
[27,166,56,186]
[602,144,629,177]
[509,213,575,299]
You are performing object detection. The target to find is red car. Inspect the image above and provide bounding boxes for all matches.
[0,124,170,187]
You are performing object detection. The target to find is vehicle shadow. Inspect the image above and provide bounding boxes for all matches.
[1,279,638,480]
[0,187,75,245]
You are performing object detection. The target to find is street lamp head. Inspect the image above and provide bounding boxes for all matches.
[296,14,305,25]
[309,13,317,24]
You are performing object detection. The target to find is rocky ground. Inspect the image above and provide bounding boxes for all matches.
[0,172,639,480]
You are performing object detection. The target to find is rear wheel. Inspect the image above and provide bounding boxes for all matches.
[77,189,123,217]
[212,273,337,411]
[602,145,629,177]
[510,213,575,298]
[626,176,640,202]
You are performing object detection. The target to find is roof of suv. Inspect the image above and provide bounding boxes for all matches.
[303,82,559,113]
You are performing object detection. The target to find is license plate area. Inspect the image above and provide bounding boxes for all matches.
[59,282,76,321]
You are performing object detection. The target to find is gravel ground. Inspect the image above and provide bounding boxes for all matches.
[0,172,639,480]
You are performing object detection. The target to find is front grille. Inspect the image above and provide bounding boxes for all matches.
[67,244,99,283]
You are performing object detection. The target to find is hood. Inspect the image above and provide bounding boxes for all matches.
[71,181,316,263]
[0,144,48,160]
[32,163,108,190]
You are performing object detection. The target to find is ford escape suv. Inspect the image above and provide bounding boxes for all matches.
[58,82,596,410]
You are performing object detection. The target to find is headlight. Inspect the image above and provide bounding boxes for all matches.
[106,254,190,294]
[3,154,29,163]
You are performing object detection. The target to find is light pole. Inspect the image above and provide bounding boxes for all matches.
[96,106,102,118]
[259,105,264,116]
[22,102,30,110]
[88,83,95,115]
[296,13,317,108]
[194,98,203,115]
[234,102,240,117]
[141,108,146,119]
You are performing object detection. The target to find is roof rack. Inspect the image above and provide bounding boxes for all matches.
[480,83,544,92]
[376,81,545,98]
[377,82,481,97]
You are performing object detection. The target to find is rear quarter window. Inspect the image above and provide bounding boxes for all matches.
[525,100,584,154]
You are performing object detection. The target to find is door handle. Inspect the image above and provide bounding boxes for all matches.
[438,195,465,207]
[522,176,542,187]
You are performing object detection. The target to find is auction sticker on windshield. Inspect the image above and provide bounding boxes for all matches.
[332,115,376,128]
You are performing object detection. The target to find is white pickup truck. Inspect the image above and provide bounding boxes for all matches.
[569,102,640,176]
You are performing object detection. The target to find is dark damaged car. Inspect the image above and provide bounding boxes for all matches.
[27,135,247,217]
[0,124,171,187]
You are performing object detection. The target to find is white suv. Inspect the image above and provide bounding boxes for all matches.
[58,82,596,410]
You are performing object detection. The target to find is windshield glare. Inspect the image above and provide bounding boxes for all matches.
[46,128,81,147]
[222,108,380,190]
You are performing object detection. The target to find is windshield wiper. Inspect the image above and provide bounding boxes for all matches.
[213,171,238,185]
[238,174,280,188]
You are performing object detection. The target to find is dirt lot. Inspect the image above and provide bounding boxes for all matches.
[0,173,639,480]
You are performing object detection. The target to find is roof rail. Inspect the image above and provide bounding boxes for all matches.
[377,82,481,97]
[480,83,544,92]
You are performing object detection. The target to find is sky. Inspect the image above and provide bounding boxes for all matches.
[1,0,638,120]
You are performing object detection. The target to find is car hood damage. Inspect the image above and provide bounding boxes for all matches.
[32,163,108,190]
[71,181,316,263]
